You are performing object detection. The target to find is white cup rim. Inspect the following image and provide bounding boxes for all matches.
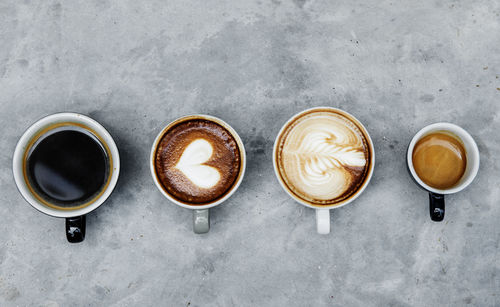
[150,114,246,210]
[12,112,120,218]
[272,106,375,210]
[407,122,480,194]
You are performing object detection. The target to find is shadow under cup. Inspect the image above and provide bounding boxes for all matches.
[407,123,480,221]
[13,113,120,243]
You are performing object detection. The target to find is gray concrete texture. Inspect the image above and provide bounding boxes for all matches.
[0,0,499,306]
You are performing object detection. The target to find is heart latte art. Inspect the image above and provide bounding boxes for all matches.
[155,119,241,204]
[276,110,371,205]
[175,139,221,189]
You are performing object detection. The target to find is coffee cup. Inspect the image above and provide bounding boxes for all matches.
[150,114,246,234]
[13,113,120,243]
[407,123,480,221]
[273,107,375,234]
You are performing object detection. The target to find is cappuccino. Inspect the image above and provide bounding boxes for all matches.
[154,118,241,204]
[275,108,372,206]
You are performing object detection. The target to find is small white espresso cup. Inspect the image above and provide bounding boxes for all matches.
[13,113,120,242]
[150,114,246,234]
[273,107,375,234]
[407,123,480,221]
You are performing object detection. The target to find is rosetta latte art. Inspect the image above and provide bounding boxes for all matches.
[296,129,366,186]
[280,112,368,202]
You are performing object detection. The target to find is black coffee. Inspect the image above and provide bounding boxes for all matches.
[27,128,109,207]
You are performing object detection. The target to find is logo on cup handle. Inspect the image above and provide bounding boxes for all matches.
[12,113,120,243]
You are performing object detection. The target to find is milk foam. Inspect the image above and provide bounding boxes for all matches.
[175,139,221,189]
[281,113,367,201]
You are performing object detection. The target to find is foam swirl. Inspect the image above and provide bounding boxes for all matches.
[280,112,368,202]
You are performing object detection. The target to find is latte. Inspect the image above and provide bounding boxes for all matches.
[275,109,372,206]
[154,118,241,204]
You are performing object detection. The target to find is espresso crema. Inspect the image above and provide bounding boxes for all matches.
[276,109,371,206]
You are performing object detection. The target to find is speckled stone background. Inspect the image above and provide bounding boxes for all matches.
[0,0,499,306]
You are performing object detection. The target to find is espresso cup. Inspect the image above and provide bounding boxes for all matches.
[273,107,375,234]
[13,113,120,243]
[407,123,480,221]
[150,114,246,234]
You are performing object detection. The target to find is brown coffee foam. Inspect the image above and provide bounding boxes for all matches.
[412,131,466,189]
[155,119,241,204]
[275,109,372,207]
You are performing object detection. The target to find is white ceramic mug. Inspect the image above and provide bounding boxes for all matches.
[407,122,480,221]
[13,113,120,242]
[273,107,375,234]
[150,114,246,234]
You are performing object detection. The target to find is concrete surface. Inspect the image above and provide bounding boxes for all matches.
[1,0,499,306]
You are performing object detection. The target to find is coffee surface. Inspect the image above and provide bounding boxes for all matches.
[412,132,466,189]
[155,119,241,204]
[27,129,109,207]
[276,110,371,206]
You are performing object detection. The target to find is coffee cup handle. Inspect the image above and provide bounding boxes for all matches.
[66,215,86,243]
[316,209,330,234]
[193,209,209,234]
[429,192,445,222]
